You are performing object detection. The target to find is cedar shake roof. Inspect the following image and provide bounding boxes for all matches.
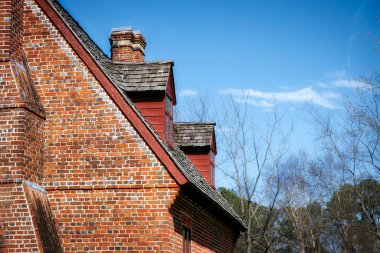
[174,122,215,148]
[104,61,172,92]
[46,0,245,230]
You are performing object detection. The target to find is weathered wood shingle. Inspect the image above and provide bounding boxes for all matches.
[103,60,172,92]
[174,122,215,148]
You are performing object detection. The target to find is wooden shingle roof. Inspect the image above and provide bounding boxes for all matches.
[103,60,172,92]
[174,122,215,148]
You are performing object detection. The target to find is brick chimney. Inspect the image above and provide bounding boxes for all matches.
[109,27,146,62]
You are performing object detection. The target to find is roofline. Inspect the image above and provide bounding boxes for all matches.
[182,183,247,231]
[34,0,187,185]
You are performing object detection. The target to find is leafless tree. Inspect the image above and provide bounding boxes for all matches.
[174,90,213,122]
[217,96,292,253]
[311,78,380,250]
[276,153,328,253]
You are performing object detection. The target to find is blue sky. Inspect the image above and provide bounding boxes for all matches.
[59,0,380,159]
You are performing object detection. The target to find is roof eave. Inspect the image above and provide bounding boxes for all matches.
[182,182,247,231]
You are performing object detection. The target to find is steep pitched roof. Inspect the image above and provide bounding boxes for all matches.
[174,122,215,148]
[40,0,245,230]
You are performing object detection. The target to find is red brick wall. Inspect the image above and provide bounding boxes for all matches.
[112,46,144,62]
[0,0,45,185]
[0,62,22,110]
[170,192,239,253]
[0,183,40,252]
[10,0,24,62]
[23,111,44,183]
[0,0,24,62]
[0,108,44,184]
[0,109,25,183]
[47,188,178,252]
[0,0,12,61]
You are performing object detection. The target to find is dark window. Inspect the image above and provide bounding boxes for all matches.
[165,95,172,113]
[182,228,191,253]
[165,95,173,141]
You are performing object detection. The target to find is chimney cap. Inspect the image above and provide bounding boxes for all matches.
[111,27,132,32]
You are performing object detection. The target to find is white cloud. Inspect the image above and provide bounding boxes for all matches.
[235,98,275,108]
[179,89,198,97]
[317,73,369,89]
[321,91,341,99]
[331,79,369,89]
[220,87,339,109]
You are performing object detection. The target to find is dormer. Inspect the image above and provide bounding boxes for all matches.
[109,27,176,144]
[174,123,217,187]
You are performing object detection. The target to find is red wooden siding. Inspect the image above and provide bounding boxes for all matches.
[128,71,175,145]
[186,151,215,187]
[131,96,166,140]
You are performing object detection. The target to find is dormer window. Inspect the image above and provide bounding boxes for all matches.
[123,61,176,144]
[165,95,173,142]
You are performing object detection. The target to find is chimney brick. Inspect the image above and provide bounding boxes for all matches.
[109,27,146,62]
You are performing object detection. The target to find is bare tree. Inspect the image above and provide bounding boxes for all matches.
[217,96,292,253]
[276,153,328,253]
[311,78,380,251]
[174,90,213,122]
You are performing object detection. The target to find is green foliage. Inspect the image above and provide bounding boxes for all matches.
[326,179,380,253]
[220,179,380,253]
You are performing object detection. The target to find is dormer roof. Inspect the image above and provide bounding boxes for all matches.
[174,122,216,151]
[105,60,173,92]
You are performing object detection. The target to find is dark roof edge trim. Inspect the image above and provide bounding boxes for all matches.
[183,183,247,231]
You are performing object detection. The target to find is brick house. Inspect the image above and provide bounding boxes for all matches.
[0,0,246,252]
